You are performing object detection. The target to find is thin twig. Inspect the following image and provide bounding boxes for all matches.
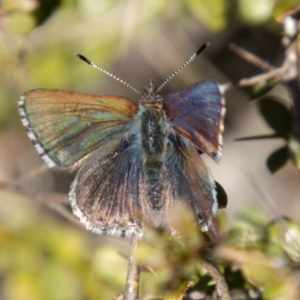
[235,133,288,141]
[36,194,79,226]
[124,236,140,300]
[201,260,230,300]
[16,164,49,184]
[229,43,275,71]
[234,25,298,88]
[238,64,284,87]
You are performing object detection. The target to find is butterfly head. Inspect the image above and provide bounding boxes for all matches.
[140,79,163,108]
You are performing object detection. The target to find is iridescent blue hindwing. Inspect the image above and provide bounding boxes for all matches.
[163,81,225,162]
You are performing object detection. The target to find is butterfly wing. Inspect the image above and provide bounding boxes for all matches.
[163,81,225,162]
[70,131,218,238]
[19,89,138,168]
[69,137,145,237]
[164,136,218,235]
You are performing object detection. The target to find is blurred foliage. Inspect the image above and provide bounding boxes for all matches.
[186,0,228,31]
[0,193,128,300]
[235,0,300,173]
[0,0,300,299]
[1,197,300,299]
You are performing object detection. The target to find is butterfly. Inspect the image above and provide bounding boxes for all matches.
[18,44,225,240]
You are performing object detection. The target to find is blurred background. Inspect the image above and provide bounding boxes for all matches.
[0,0,299,299]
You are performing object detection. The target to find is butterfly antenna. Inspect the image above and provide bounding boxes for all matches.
[156,42,210,92]
[76,54,142,96]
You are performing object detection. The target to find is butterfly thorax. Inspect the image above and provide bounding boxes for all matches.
[137,80,173,212]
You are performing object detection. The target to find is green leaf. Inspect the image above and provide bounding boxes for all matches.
[244,78,278,100]
[288,136,300,169]
[33,0,62,26]
[258,96,292,133]
[267,146,289,173]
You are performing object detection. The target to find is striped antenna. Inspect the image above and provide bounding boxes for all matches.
[156,42,210,92]
[76,54,142,96]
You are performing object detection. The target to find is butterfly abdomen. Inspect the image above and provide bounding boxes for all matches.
[139,105,171,210]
